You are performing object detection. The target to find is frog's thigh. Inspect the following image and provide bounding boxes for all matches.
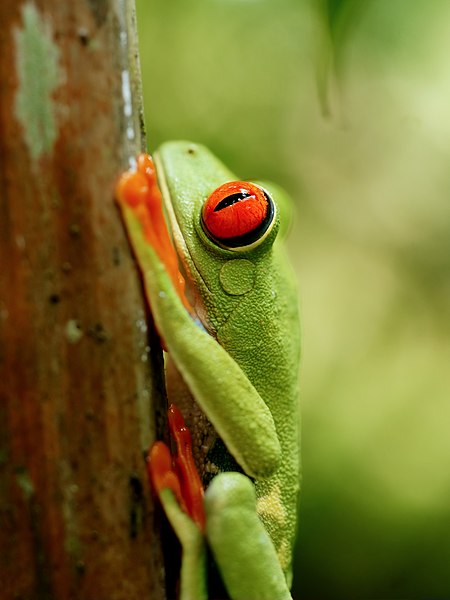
[204,472,291,600]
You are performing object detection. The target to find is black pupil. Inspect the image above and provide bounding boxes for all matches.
[213,191,253,212]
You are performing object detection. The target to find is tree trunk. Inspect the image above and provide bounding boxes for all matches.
[0,1,166,598]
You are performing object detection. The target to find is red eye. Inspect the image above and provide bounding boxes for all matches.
[202,181,275,248]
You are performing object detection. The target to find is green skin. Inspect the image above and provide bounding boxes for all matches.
[122,142,300,600]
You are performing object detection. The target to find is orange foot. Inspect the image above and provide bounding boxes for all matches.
[115,153,192,314]
[147,404,205,531]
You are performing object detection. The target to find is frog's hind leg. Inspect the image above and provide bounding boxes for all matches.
[204,472,292,600]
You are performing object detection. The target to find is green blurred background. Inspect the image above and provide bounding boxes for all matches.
[135,1,450,597]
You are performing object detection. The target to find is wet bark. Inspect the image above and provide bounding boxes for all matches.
[0,1,166,598]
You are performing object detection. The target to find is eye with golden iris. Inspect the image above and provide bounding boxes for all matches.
[201,181,275,249]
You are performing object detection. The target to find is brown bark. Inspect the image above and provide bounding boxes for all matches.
[0,1,166,598]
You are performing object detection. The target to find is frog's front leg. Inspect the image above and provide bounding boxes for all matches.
[205,473,292,600]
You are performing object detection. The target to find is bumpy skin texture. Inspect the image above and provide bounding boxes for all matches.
[154,142,301,582]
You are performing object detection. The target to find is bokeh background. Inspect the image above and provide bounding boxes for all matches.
[135,1,450,598]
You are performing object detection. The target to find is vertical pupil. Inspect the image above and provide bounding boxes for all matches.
[213,191,252,212]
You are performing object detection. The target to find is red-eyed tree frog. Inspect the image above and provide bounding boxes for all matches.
[116,142,300,600]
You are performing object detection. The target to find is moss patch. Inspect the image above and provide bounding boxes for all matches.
[14,3,63,162]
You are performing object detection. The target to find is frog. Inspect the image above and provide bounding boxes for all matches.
[116,141,300,600]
